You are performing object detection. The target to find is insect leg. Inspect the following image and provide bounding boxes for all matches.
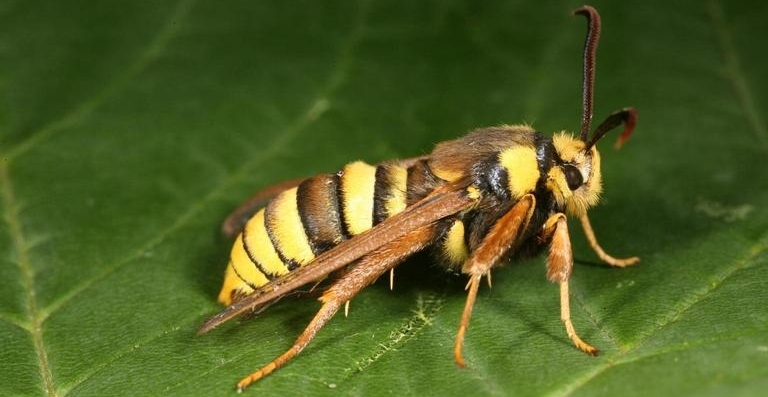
[545,214,599,355]
[579,213,639,267]
[454,194,535,367]
[221,178,305,237]
[235,222,442,392]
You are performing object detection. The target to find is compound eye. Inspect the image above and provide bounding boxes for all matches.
[563,164,583,190]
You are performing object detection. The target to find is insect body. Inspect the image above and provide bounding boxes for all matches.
[200,5,639,392]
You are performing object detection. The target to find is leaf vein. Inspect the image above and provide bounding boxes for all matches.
[57,316,197,397]
[1,163,56,397]
[41,0,371,362]
[571,287,623,351]
[633,233,768,349]
[3,0,197,161]
[548,232,768,396]
[707,0,768,153]
[343,293,445,378]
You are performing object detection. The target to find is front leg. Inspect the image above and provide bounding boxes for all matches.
[579,213,639,267]
[544,214,599,355]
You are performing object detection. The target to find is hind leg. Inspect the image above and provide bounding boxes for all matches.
[235,223,440,391]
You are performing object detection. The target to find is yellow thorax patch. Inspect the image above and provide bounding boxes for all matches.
[498,146,539,198]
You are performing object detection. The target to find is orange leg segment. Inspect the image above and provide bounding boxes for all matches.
[453,195,535,367]
[546,214,598,355]
[235,223,441,391]
[579,213,639,267]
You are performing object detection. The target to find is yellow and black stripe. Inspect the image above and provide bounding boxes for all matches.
[218,127,552,306]
[219,160,444,305]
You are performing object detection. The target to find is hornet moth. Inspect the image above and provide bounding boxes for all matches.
[199,5,639,392]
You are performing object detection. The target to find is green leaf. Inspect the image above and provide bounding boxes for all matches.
[2,0,767,396]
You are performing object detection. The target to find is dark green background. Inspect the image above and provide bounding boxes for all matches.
[1,1,766,396]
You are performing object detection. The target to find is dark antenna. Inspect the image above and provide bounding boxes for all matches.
[574,5,601,141]
[585,107,637,150]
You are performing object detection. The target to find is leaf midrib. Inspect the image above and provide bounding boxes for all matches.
[0,2,197,395]
[0,162,55,397]
[0,2,371,395]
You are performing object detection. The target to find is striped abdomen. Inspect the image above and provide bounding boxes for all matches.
[218,160,442,305]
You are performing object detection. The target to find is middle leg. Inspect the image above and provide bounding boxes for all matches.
[454,194,535,366]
